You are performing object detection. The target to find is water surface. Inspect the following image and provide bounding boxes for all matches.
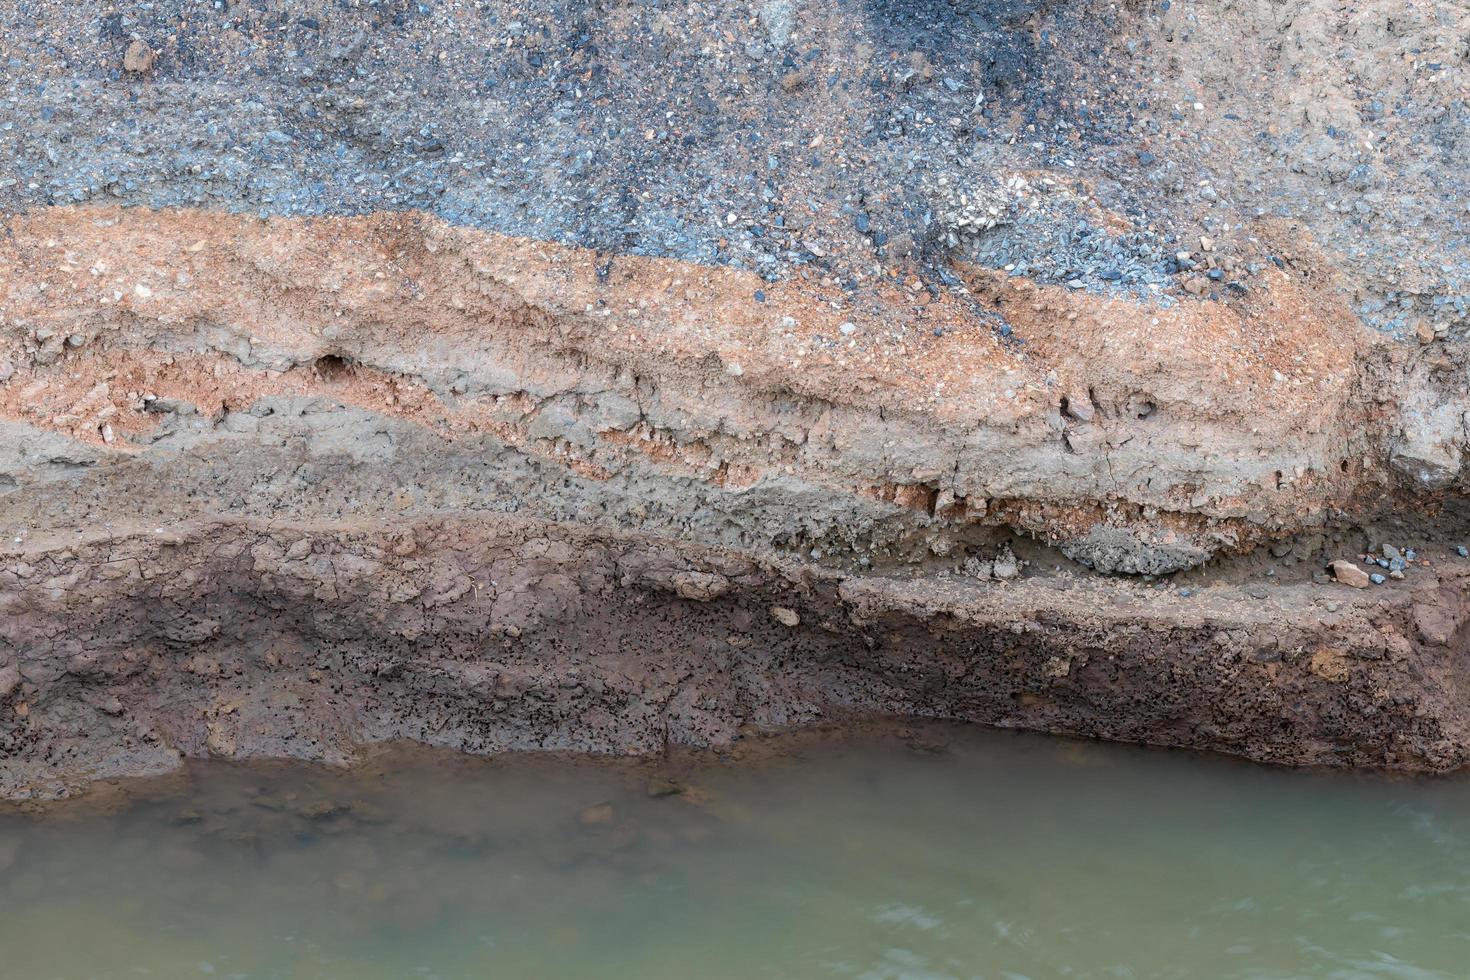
[2,727,1468,979]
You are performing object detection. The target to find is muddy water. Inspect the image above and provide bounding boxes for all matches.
[1,728,1468,979]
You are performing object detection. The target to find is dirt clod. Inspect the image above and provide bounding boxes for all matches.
[122,40,156,74]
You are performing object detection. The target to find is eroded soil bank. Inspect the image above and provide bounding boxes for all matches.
[3,0,1469,796]
[2,204,1470,798]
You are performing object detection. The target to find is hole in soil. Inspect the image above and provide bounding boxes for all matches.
[314,354,354,382]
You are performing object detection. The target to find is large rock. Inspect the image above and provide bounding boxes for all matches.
[1390,394,1466,491]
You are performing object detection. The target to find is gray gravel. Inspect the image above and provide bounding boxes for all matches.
[0,0,1464,335]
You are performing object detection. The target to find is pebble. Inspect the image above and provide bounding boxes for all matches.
[1458,546,1468,558]
[770,606,800,627]
[1370,573,1387,585]
[578,802,616,827]
[646,776,682,798]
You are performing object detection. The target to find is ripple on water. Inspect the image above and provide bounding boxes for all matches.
[0,726,1468,979]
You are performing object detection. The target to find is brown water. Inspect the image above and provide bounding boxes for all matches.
[1,727,1468,979]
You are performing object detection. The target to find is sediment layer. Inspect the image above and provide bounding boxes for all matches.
[0,206,1400,570]
[4,514,1470,802]
[1,205,1469,798]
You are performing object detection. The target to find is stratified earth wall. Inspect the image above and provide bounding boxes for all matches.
[2,0,1469,797]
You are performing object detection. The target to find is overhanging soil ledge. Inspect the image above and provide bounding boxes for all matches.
[4,514,1470,800]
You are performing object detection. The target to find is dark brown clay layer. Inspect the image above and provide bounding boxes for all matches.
[4,515,1469,800]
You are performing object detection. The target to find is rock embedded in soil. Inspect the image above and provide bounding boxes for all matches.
[769,607,802,628]
[1330,561,1373,589]
[121,40,155,74]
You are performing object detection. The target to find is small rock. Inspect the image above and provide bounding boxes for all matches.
[646,776,682,798]
[578,802,616,827]
[839,321,857,336]
[123,40,157,74]
[991,546,1021,580]
[1329,560,1370,588]
[1063,390,1095,422]
[963,557,993,579]
[1383,544,1401,561]
[299,800,348,821]
[1459,546,1469,558]
[670,571,731,602]
[0,360,13,382]
[1389,569,1405,580]
[1370,573,1387,585]
[770,606,800,627]
[205,721,236,758]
